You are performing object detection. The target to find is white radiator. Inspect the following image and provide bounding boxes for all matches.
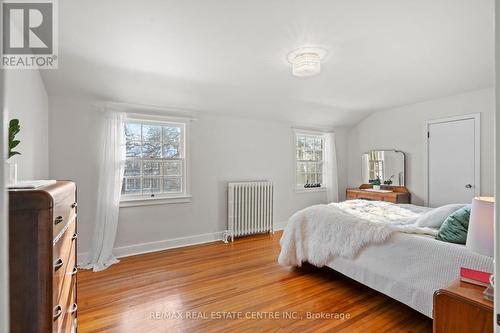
[224,181,274,243]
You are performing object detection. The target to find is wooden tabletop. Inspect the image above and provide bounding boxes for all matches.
[436,279,493,310]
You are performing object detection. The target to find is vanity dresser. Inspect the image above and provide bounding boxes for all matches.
[346,150,410,204]
[346,184,410,203]
[9,181,78,333]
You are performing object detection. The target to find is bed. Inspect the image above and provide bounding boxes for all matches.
[278,200,494,318]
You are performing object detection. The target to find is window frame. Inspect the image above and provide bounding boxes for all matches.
[120,113,191,207]
[294,129,327,193]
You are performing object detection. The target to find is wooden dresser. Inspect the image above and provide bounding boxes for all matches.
[9,181,78,333]
[346,185,410,204]
[433,279,493,333]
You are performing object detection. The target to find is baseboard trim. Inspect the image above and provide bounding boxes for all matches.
[78,222,288,264]
[78,231,223,264]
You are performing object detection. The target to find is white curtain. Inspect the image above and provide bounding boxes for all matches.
[81,111,126,272]
[324,132,339,203]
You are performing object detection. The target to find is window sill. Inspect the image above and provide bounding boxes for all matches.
[295,187,327,193]
[120,195,192,208]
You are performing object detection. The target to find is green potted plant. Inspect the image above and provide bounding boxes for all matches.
[384,175,394,186]
[7,119,21,185]
[371,177,381,191]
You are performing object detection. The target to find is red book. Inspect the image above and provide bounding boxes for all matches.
[460,267,492,287]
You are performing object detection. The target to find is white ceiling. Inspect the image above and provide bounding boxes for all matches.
[42,0,494,127]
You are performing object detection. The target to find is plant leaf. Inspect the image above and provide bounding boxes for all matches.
[10,140,20,148]
[8,151,21,159]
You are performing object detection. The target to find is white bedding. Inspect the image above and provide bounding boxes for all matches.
[278,200,436,267]
[278,199,494,317]
[327,232,493,317]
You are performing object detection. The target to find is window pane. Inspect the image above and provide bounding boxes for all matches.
[126,141,142,157]
[315,150,322,161]
[297,172,306,186]
[303,150,312,161]
[316,162,323,173]
[163,126,181,144]
[307,163,316,173]
[142,124,162,142]
[296,162,306,173]
[142,142,162,158]
[314,138,322,150]
[124,123,141,141]
[305,137,315,150]
[122,177,141,195]
[124,160,141,176]
[162,144,179,158]
[143,160,162,176]
[164,160,182,176]
[308,173,317,184]
[297,136,305,150]
[164,176,182,193]
[143,177,162,193]
[317,173,323,185]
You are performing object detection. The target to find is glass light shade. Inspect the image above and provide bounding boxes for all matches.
[466,197,494,257]
[292,52,321,77]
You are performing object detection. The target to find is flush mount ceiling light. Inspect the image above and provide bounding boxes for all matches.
[287,47,328,77]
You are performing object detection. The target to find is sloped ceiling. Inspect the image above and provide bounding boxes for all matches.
[41,0,494,127]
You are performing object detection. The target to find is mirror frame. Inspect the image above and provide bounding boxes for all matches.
[361,150,406,186]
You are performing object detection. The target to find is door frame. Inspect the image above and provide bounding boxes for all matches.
[423,113,481,207]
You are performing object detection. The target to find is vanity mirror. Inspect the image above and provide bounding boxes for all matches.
[361,150,405,186]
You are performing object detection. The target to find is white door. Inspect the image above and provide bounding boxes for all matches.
[427,116,479,207]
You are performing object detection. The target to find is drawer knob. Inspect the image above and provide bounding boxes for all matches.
[71,202,78,209]
[53,305,62,320]
[54,258,64,271]
[71,233,77,241]
[69,266,78,276]
[54,216,63,225]
[69,303,78,315]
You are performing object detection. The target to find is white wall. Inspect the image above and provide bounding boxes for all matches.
[347,88,495,205]
[5,70,49,180]
[48,97,349,256]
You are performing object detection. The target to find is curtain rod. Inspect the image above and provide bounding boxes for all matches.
[91,101,198,121]
[291,125,335,133]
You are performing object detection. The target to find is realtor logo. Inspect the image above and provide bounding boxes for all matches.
[2,0,58,69]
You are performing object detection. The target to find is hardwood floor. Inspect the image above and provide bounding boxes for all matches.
[78,231,432,333]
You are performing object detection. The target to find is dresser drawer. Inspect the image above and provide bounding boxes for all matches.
[59,281,77,333]
[53,245,76,333]
[53,191,77,239]
[53,221,77,309]
[346,192,357,200]
[53,281,76,333]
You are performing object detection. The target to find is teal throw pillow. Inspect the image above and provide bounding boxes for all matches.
[435,205,471,244]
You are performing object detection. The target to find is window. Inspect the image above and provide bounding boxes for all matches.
[295,132,325,190]
[121,117,189,202]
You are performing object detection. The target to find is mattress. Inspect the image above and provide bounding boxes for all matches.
[326,232,493,318]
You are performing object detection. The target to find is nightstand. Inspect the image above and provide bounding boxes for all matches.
[433,279,493,333]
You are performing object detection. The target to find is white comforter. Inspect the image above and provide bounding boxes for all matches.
[278,200,435,267]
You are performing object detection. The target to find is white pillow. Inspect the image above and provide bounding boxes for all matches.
[415,204,467,228]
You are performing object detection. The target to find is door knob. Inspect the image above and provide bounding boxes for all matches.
[465,184,472,189]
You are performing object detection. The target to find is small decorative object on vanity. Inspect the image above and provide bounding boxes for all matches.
[369,177,381,190]
[434,279,493,333]
[9,181,78,333]
[6,118,21,186]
